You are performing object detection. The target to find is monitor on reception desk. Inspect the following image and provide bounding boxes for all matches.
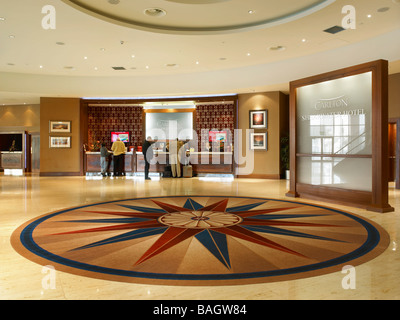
[209,131,227,142]
[111,131,130,143]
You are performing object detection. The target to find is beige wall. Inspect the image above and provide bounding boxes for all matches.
[237,91,288,178]
[40,97,82,175]
[389,73,400,119]
[0,104,40,133]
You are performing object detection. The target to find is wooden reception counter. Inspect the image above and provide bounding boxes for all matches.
[85,152,135,174]
[85,151,234,175]
[136,151,234,174]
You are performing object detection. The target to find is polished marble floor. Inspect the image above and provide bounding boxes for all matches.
[1,173,399,300]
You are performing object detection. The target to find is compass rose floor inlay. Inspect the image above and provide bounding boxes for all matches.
[11,196,390,286]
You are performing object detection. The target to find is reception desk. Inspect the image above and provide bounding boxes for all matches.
[85,151,234,175]
[85,152,135,174]
[136,151,234,175]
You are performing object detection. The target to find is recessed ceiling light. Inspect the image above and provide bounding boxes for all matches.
[100,48,106,51]
[9,35,15,39]
[64,66,75,70]
[144,8,167,17]
[367,14,372,18]
[196,61,199,65]
[0,17,6,21]
[145,65,150,69]
[7,63,15,66]
[56,42,65,45]
[302,38,307,42]
[39,65,43,69]
[248,10,255,14]
[84,56,88,60]
[219,57,227,60]
[131,54,135,58]
[165,63,179,67]
[94,67,98,70]
[247,53,251,56]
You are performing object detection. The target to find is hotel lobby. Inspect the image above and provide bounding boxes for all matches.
[1,0,400,301]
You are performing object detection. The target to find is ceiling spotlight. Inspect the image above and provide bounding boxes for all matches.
[248,10,255,14]
[9,35,15,39]
[0,17,6,21]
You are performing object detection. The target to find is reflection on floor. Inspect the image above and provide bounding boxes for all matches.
[1,174,399,299]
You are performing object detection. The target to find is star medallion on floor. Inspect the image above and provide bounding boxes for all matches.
[11,196,389,286]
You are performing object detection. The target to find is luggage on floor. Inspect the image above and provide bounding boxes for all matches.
[163,165,172,178]
[183,165,192,178]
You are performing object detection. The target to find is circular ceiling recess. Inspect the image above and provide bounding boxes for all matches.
[62,0,337,34]
[165,0,231,3]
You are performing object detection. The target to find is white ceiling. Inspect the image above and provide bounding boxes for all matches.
[0,0,399,105]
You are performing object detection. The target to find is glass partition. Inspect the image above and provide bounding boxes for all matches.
[145,111,193,140]
[296,72,373,191]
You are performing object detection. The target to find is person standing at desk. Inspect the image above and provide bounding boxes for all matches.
[111,137,126,176]
[169,138,184,178]
[142,136,154,180]
[100,143,111,177]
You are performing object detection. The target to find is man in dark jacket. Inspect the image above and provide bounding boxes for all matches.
[142,136,153,180]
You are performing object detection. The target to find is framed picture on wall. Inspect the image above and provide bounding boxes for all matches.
[49,136,71,148]
[49,120,71,133]
[250,132,267,150]
[249,110,267,129]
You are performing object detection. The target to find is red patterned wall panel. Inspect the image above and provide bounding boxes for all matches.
[88,106,143,150]
[88,103,234,151]
[196,103,235,151]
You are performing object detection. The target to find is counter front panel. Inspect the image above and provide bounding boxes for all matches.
[85,152,134,173]
[85,152,234,175]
